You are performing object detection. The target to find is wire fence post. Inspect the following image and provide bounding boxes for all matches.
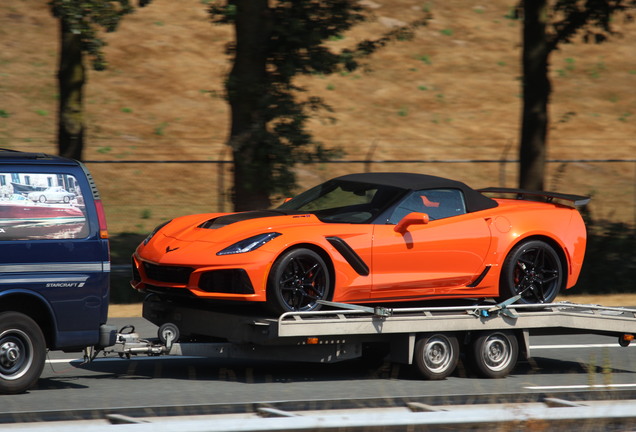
[364,140,377,173]
[217,146,228,213]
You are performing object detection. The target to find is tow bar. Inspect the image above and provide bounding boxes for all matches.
[85,324,179,361]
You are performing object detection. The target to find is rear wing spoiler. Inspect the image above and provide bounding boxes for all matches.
[478,187,591,206]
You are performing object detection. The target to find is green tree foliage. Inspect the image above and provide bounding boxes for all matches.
[210,0,428,210]
[574,221,636,294]
[518,0,635,191]
[49,0,151,160]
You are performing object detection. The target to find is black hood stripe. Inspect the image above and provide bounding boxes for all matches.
[199,210,303,229]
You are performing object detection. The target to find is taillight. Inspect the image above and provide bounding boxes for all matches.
[95,199,109,239]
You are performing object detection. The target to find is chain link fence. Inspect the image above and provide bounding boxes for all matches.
[4,138,634,233]
[84,155,635,234]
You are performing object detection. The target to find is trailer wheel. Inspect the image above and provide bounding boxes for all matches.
[470,331,518,378]
[267,248,331,314]
[413,333,459,380]
[0,312,46,394]
[158,323,180,346]
[619,335,632,347]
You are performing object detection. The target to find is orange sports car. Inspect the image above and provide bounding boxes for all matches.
[131,172,589,314]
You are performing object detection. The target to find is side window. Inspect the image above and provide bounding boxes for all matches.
[0,172,89,240]
[295,185,378,212]
[388,189,466,223]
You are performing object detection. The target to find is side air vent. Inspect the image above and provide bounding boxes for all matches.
[326,236,370,276]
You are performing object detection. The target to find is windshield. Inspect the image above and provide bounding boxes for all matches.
[277,179,406,223]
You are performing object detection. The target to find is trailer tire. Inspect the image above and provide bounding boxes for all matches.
[619,335,632,347]
[158,323,180,346]
[470,331,518,378]
[413,333,459,380]
[0,312,46,394]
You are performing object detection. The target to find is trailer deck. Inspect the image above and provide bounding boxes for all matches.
[99,298,636,380]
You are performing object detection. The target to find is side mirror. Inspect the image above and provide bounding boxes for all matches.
[394,212,429,233]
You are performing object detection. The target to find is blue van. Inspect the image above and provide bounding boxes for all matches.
[0,149,112,393]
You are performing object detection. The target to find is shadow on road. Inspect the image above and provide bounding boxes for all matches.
[68,354,634,385]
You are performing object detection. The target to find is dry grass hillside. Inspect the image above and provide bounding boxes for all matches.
[1,0,635,234]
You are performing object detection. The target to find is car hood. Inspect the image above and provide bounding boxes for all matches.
[153,210,322,245]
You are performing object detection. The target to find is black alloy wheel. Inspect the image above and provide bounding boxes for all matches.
[500,239,563,304]
[267,248,331,314]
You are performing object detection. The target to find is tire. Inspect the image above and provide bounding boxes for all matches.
[619,335,632,348]
[0,312,46,394]
[158,322,180,346]
[267,248,331,314]
[470,331,518,378]
[63,196,70,203]
[499,240,563,304]
[37,195,46,203]
[413,333,460,380]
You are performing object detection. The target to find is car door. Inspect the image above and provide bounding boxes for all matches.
[371,189,492,300]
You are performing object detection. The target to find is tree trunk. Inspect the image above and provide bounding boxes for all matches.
[519,0,550,191]
[57,21,86,161]
[227,0,272,211]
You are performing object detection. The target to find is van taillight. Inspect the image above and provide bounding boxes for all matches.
[95,199,109,239]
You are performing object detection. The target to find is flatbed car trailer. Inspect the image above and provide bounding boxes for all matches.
[97,297,636,380]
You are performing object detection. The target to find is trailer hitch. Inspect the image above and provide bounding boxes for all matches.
[101,325,169,358]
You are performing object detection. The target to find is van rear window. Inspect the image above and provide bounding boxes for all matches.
[0,172,89,240]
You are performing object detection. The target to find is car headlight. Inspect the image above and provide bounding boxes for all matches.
[143,220,172,245]
[217,232,282,256]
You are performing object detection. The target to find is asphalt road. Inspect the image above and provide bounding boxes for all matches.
[1,317,636,422]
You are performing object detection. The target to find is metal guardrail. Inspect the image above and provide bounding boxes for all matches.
[6,398,636,431]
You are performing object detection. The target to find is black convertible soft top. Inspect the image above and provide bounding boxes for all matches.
[336,172,498,213]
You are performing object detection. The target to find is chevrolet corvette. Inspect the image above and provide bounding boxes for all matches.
[131,172,589,314]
